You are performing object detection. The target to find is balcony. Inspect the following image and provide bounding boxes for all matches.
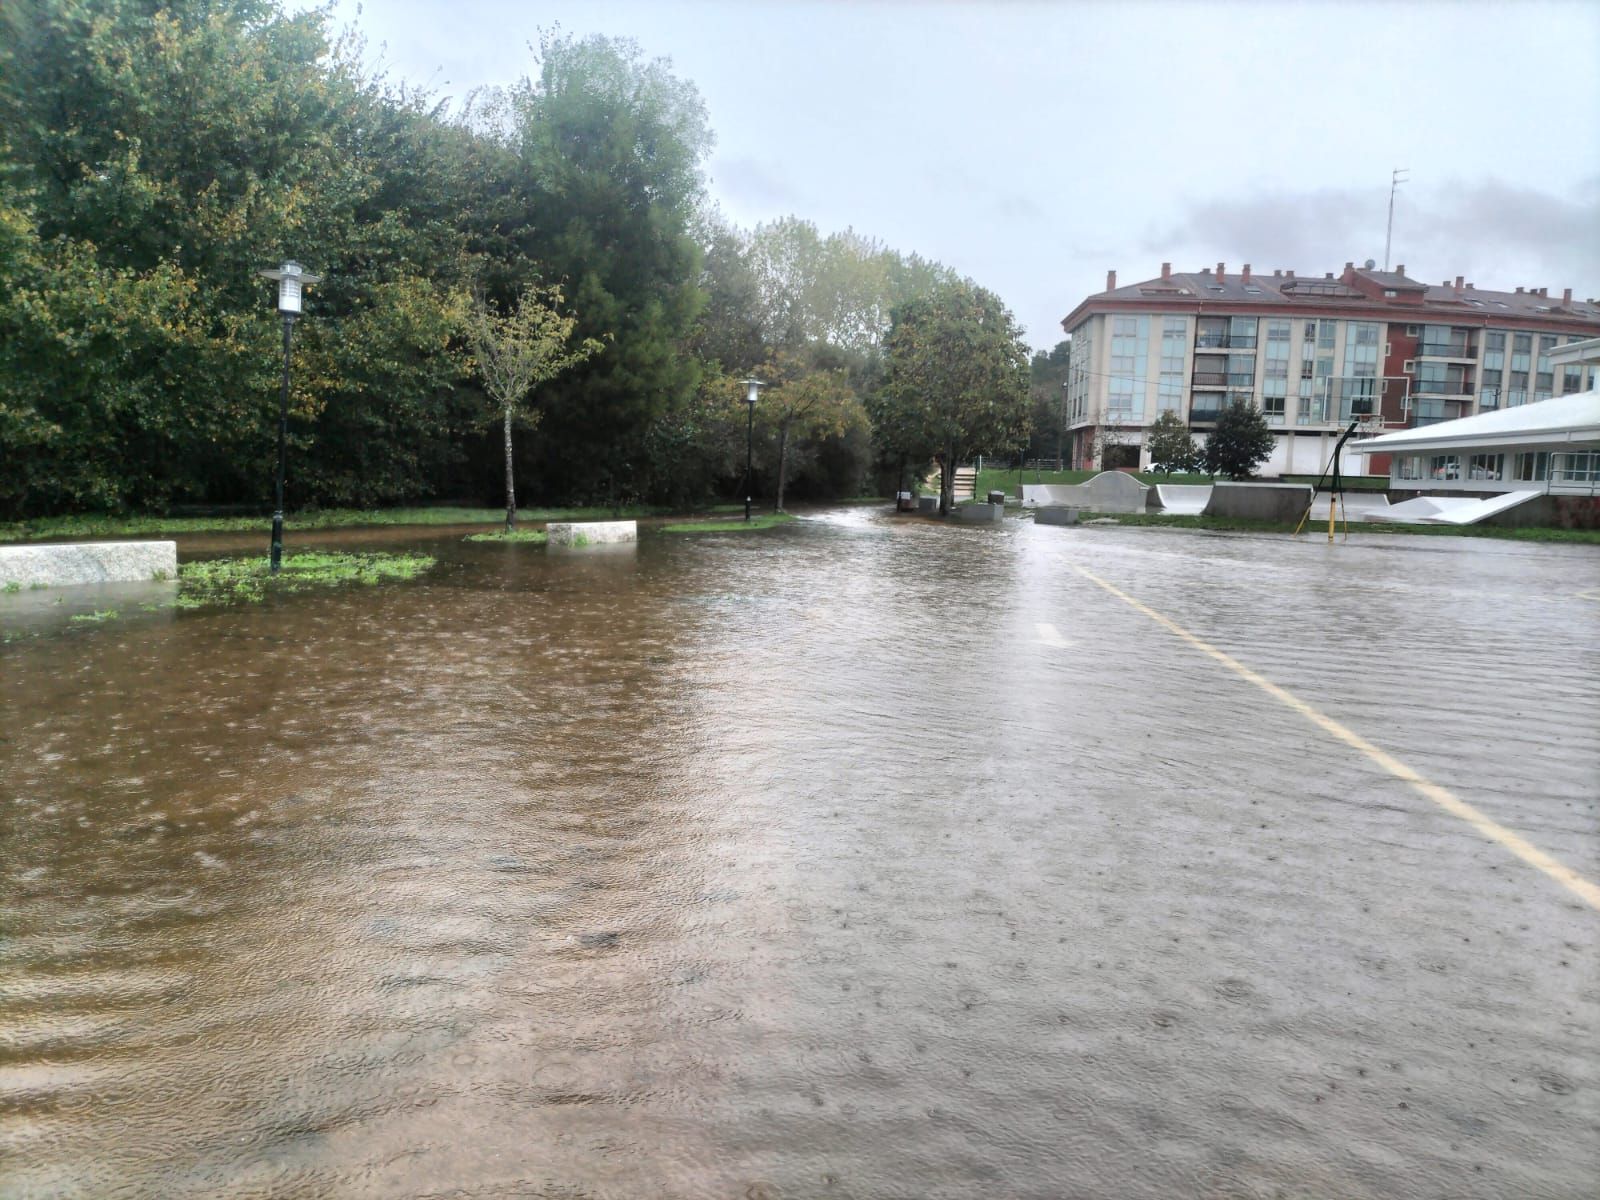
[1189,406,1224,424]
[1412,379,1474,396]
[1191,372,1227,388]
[1195,334,1257,350]
[1416,342,1476,360]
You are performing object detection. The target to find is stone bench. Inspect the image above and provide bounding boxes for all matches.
[546,520,637,547]
[0,541,178,589]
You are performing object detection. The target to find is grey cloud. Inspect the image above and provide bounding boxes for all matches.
[1142,181,1600,293]
[710,155,808,215]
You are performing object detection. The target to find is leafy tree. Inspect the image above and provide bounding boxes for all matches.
[879,282,1032,515]
[1204,399,1276,480]
[1147,409,1202,475]
[492,33,712,506]
[1026,341,1072,465]
[755,359,858,512]
[465,286,602,528]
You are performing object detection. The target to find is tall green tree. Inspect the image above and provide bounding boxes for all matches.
[491,33,712,506]
[1204,399,1276,480]
[465,285,602,528]
[1147,409,1202,475]
[879,282,1032,515]
[1027,340,1072,465]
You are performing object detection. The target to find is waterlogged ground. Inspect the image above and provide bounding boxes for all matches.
[2,512,1598,1198]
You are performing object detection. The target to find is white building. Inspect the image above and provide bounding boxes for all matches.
[1059,263,1600,476]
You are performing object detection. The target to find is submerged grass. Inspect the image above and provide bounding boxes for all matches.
[1087,512,1600,543]
[661,513,798,534]
[464,528,548,544]
[177,551,435,608]
[0,506,660,543]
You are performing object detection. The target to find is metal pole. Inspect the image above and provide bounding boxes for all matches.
[1384,168,1408,272]
[270,313,295,573]
[743,400,755,522]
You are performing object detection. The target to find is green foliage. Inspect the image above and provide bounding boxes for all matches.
[177,551,434,606]
[662,513,796,533]
[1147,409,1203,475]
[1203,399,1276,480]
[876,282,1032,512]
[464,529,547,543]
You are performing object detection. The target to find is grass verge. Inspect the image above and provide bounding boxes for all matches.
[1085,512,1600,543]
[177,551,435,608]
[464,529,548,544]
[0,506,660,543]
[661,513,798,534]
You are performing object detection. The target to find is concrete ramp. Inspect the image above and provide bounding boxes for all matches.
[1366,491,1542,526]
[1151,484,1211,515]
[1202,483,1313,522]
[1308,492,1392,520]
[1019,472,1148,513]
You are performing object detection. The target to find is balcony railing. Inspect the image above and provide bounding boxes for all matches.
[1417,342,1476,358]
[1191,372,1227,387]
[1226,374,1256,387]
[1412,379,1474,396]
[1189,407,1223,423]
[1195,334,1258,350]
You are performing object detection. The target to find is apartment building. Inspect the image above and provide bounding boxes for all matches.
[1059,262,1600,475]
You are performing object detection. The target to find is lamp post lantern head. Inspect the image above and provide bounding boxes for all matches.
[259,260,323,315]
[741,377,764,406]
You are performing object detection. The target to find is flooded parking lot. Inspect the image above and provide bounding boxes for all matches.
[3,511,1597,1198]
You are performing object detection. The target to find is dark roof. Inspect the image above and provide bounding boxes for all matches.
[1065,266,1600,332]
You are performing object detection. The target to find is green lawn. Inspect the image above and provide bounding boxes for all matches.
[177,551,436,607]
[661,513,798,534]
[0,506,659,543]
[463,528,548,544]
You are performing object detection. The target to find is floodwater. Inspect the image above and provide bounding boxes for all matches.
[2,511,1597,1199]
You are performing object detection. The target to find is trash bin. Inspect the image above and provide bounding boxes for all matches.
[986,490,1007,507]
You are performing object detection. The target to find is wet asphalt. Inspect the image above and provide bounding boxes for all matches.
[1,510,1597,1198]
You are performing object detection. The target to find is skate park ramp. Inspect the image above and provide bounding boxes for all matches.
[1307,492,1392,521]
[1149,484,1211,515]
[1365,491,1543,525]
[1019,472,1149,513]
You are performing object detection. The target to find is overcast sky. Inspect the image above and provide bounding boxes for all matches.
[297,0,1600,350]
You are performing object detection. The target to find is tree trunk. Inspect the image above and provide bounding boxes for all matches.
[503,405,517,530]
[939,446,954,516]
[775,419,790,513]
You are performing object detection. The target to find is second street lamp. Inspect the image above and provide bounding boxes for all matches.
[257,260,322,574]
[741,377,764,522]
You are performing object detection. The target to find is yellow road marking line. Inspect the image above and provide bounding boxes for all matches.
[1072,564,1600,912]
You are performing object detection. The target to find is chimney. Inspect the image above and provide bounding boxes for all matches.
[1106,269,1117,291]
[1216,262,1226,280]
[1286,269,1295,278]
[1538,287,1547,297]
[1563,287,1573,305]
[1345,261,1354,271]
[1466,283,1474,290]
[1396,264,1405,275]
[1324,272,1334,280]
[1160,262,1171,280]
[1242,263,1252,283]
[1200,267,1211,275]
[1515,286,1524,294]
[1272,269,1282,277]
[1454,275,1464,291]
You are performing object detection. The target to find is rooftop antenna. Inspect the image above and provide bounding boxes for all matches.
[1384,168,1409,271]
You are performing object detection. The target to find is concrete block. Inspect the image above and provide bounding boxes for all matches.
[953,503,1003,523]
[1034,506,1081,526]
[916,496,939,514]
[1202,483,1313,522]
[546,520,637,547]
[0,541,177,589]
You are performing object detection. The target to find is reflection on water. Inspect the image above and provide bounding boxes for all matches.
[2,515,1597,1197]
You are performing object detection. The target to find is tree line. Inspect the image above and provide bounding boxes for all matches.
[0,0,1040,520]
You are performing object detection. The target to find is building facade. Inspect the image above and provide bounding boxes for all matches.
[1059,263,1600,475]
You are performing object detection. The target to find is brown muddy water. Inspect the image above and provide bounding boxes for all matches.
[2,511,1597,1198]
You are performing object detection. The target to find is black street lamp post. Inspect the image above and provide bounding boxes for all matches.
[740,377,764,522]
[258,261,322,573]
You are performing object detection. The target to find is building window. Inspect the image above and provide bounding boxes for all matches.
[1319,322,1337,350]
[1395,455,1425,480]
[1513,332,1531,354]
[1479,388,1499,409]
[1261,395,1285,423]
[1108,315,1150,416]
[1383,289,1398,298]
[1429,454,1461,481]
[1196,316,1229,348]
[1229,316,1258,348]
[1554,451,1600,484]
[1563,366,1585,395]
[1514,452,1548,482]
[1468,453,1503,481]
[1403,360,1415,373]
[1486,331,1505,352]
[1406,324,1421,336]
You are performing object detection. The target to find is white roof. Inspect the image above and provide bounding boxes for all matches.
[1357,390,1600,453]
[1549,337,1600,368]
